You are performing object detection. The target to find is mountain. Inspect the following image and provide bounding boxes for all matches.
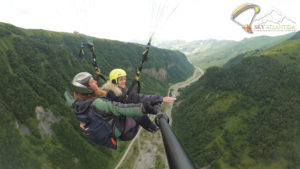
[289,31,300,40]
[224,31,300,69]
[157,33,296,70]
[172,37,300,169]
[156,39,237,57]
[0,22,194,169]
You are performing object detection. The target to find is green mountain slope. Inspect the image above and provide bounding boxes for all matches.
[289,31,300,40]
[172,37,300,169]
[157,33,295,70]
[0,22,194,169]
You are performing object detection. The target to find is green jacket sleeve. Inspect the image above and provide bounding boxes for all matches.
[64,90,75,107]
[92,98,144,117]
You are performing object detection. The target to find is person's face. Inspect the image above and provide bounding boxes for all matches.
[118,76,126,88]
[88,77,98,88]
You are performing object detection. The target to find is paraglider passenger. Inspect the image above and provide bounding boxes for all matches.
[64,72,159,149]
[101,68,176,132]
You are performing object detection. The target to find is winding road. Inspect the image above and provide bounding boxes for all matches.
[114,66,203,169]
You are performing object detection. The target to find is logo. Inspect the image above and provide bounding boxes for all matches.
[253,7,296,32]
[232,4,297,34]
[231,4,260,33]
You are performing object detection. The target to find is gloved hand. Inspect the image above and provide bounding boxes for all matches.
[106,90,117,100]
[142,102,158,115]
[150,100,163,106]
[155,113,169,127]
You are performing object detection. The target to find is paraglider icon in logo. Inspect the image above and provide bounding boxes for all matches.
[232,4,260,33]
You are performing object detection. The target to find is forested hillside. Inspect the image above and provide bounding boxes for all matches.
[0,22,194,169]
[157,33,295,70]
[172,32,300,169]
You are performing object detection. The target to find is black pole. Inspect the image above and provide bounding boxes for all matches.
[155,109,196,169]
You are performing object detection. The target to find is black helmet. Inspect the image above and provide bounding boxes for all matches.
[72,72,94,94]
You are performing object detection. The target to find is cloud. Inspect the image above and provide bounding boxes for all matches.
[0,0,299,41]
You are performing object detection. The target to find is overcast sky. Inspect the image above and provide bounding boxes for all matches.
[0,0,299,43]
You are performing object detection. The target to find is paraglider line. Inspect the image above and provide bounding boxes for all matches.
[232,20,244,27]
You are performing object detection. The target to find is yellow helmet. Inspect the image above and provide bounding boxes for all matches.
[109,68,127,84]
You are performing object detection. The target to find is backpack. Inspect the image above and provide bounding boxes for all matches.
[74,99,117,149]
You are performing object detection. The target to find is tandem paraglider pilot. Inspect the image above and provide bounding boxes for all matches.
[64,72,160,149]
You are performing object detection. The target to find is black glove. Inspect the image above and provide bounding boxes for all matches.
[142,102,158,115]
[150,100,162,106]
[155,113,169,127]
[106,90,117,100]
